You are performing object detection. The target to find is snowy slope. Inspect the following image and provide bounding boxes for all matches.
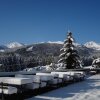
[26,75,100,100]
[26,46,33,51]
[84,41,100,50]
[47,41,81,46]
[73,42,81,47]
[47,41,63,44]
[6,42,24,48]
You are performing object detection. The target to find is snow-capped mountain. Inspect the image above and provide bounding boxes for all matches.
[47,41,81,46]
[0,41,100,53]
[84,41,100,50]
[6,42,24,48]
[47,41,63,44]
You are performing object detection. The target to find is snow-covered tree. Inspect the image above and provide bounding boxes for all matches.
[92,58,100,68]
[58,32,81,69]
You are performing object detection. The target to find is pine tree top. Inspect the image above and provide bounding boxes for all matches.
[67,32,72,36]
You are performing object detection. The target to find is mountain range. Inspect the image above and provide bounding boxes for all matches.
[0,41,100,67]
[0,41,100,59]
[0,41,100,51]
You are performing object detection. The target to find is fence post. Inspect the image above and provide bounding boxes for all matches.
[1,82,4,100]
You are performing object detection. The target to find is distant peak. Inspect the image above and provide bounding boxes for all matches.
[6,42,24,48]
[84,41,100,50]
[47,41,63,44]
[85,41,96,44]
[84,41,98,46]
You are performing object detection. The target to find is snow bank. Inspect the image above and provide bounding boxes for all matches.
[84,66,95,69]
[26,74,100,100]
[23,63,66,72]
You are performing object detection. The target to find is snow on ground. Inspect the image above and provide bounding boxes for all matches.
[26,74,100,100]
[23,63,66,72]
[83,66,95,69]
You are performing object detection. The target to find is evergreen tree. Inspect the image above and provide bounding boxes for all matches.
[92,58,100,68]
[58,32,81,69]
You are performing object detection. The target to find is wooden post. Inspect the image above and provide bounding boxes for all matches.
[1,82,4,100]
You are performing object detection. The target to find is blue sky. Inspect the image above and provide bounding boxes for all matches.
[0,0,100,45]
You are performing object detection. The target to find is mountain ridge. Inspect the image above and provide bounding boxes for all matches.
[0,41,100,68]
[0,41,100,52]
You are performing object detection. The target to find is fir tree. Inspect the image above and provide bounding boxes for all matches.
[92,58,100,68]
[58,32,81,69]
